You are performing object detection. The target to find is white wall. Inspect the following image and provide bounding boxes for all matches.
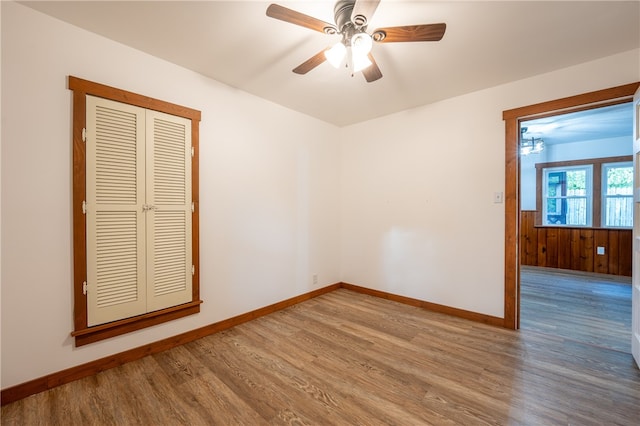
[520,136,633,210]
[339,49,640,318]
[545,136,632,163]
[0,2,340,389]
[520,151,545,210]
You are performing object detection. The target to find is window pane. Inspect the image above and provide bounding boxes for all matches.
[545,172,565,224]
[605,196,633,227]
[605,166,633,195]
[604,164,633,227]
[566,169,587,196]
[566,197,588,226]
[547,172,563,197]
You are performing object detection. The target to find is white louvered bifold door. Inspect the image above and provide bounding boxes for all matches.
[86,96,147,326]
[145,110,192,312]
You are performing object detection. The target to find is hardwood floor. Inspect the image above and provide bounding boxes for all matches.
[3,287,639,425]
[520,265,632,353]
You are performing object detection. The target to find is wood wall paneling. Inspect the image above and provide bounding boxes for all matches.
[593,230,609,274]
[608,231,620,275]
[546,227,558,268]
[570,229,582,271]
[618,231,632,276]
[520,211,631,276]
[581,229,594,272]
[537,227,547,267]
[521,211,537,266]
[557,228,572,270]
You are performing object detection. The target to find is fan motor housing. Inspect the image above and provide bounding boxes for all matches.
[334,0,357,31]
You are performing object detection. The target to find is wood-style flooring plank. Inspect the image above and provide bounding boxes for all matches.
[520,266,632,352]
[3,284,639,425]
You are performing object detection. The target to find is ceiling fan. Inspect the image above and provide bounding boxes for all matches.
[266,0,446,82]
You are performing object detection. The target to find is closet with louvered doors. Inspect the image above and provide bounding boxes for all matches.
[85,95,192,327]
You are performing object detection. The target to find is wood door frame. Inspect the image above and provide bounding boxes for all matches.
[502,82,640,329]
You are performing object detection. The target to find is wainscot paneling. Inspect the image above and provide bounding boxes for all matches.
[520,211,631,276]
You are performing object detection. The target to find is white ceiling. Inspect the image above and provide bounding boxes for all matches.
[522,102,634,146]
[20,1,640,127]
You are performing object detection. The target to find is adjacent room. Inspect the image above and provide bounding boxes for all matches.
[2,1,639,423]
[518,103,634,352]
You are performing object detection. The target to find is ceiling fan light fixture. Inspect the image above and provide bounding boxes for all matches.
[325,41,347,68]
[352,51,372,72]
[266,1,447,82]
[351,32,373,55]
[350,32,373,72]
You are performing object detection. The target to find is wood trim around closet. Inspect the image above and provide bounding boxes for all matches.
[68,76,202,346]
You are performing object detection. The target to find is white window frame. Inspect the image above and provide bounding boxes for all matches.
[602,161,633,228]
[542,165,593,227]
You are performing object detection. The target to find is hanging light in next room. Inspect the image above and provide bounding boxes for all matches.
[520,127,544,156]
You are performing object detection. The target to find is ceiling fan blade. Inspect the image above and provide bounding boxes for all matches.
[267,4,337,34]
[292,49,328,75]
[351,0,380,26]
[372,23,446,43]
[362,53,382,82]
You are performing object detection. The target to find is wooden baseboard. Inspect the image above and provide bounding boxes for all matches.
[1,282,504,405]
[340,282,505,327]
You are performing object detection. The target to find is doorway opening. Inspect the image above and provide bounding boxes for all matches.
[502,82,640,332]
[516,102,634,352]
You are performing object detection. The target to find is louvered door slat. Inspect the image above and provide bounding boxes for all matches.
[86,96,146,326]
[153,118,187,205]
[154,211,187,296]
[94,106,138,205]
[146,111,192,311]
